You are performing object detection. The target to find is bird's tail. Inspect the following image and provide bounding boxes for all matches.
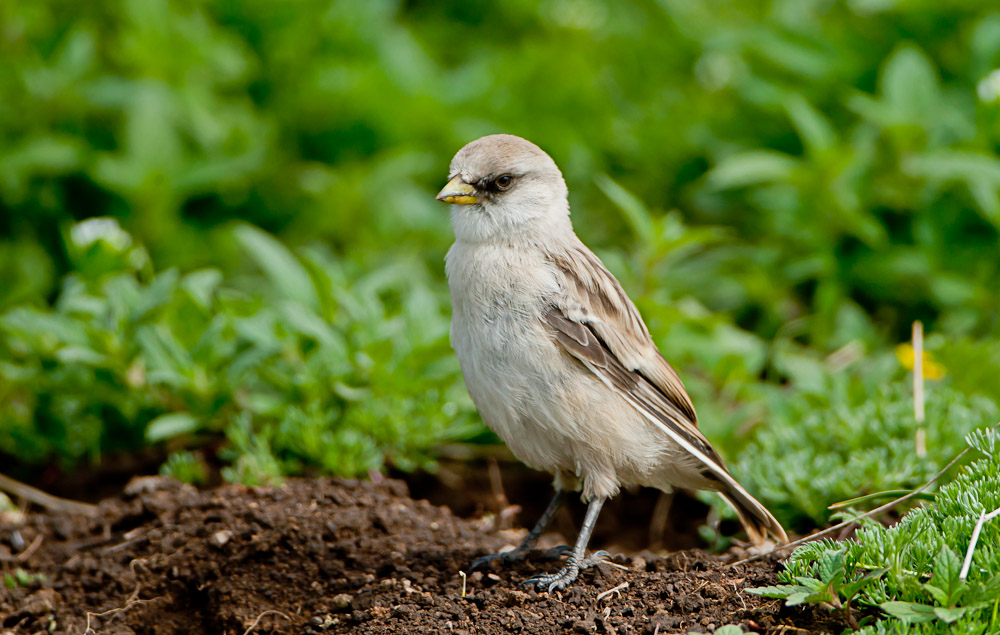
[719,486,787,547]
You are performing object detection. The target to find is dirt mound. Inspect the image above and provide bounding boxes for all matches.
[0,477,851,634]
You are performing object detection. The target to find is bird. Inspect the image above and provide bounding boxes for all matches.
[437,134,787,592]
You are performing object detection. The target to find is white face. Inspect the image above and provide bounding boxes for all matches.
[438,134,570,243]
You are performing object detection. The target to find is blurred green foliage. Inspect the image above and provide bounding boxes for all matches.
[2,0,1000,534]
[3,0,1000,344]
[1,220,477,483]
[732,382,999,529]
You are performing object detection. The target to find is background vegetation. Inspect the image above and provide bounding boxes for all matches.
[2,1,1000,629]
[4,0,1000,503]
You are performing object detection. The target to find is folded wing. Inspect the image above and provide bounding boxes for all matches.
[545,241,787,545]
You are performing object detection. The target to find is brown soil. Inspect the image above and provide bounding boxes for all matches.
[0,477,854,634]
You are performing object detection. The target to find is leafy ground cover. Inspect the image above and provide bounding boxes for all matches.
[750,428,1000,634]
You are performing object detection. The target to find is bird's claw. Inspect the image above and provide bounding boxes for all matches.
[470,546,532,571]
[470,552,512,572]
[471,542,575,571]
[520,561,580,593]
[542,544,572,559]
[579,549,611,569]
[519,550,611,592]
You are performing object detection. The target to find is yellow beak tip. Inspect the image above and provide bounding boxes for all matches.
[436,176,478,205]
[437,194,479,205]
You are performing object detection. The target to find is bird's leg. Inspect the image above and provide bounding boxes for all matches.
[522,497,605,592]
[470,490,568,571]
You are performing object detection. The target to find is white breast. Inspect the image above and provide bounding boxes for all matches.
[444,239,674,501]
[444,241,571,469]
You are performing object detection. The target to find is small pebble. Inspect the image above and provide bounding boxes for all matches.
[332,593,352,610]
[210,530,232,547]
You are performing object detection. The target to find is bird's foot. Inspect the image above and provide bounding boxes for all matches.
[470,543,571,571]
[520,550,611,592]
[578,549,611,570]
[521,559,580,592]
[469,549,523,572]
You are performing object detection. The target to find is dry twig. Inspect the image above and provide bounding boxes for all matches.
[82,560,165,634]
[595,581,629,602]
[959,505,1000,581]
[242,610,291,635]
[0,473,97,516]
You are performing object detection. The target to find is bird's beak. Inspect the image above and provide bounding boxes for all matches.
[436,176,478,205]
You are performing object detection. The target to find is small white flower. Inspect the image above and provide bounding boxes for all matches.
[977,69,1000,103]
[70,217,132,251]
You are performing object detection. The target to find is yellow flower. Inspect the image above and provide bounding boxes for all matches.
[895,344,946,379]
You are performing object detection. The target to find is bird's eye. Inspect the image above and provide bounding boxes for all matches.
[495,174,514,190]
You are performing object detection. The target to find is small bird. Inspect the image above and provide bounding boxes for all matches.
[437,134,787,591]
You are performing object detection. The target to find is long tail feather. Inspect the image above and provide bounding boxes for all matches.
[719,488,788,546]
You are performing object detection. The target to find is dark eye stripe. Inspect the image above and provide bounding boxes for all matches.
[480,174,515,193]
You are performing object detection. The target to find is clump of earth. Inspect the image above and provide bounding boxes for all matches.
[0,477,853,634]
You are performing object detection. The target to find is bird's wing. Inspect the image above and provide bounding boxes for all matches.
[543,241,788,545]
[544,241,726,479]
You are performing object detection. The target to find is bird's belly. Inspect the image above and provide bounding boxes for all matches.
[446,242,673,498]
[453,310,671,493]
[452,309,569,468]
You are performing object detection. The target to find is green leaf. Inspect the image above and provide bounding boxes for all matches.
[902,151,1000,185]
[1,308,89,349]
[181,268,223,311]
[840,568,888,599]
[924,545,965,607]
[278,301,346,354]
[706,150,799,190]
[146,413,200,442]
[933,606,967,623]
[594,174,655,246]
[784,591,812,606]
[789,590,836,607]
[881,601,938,623]
[964,574,1000,606]
[881,44,939,120]
[137,325,194,383]
[966,428,999,458]
[793,576,827,592]
[816,548,846,584]
[55,346,106,365]
[746,584,811,599]
[784,94,836,156]
[234,224,318,309]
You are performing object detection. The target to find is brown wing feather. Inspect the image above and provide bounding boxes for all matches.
[543,306,723,466]
[548,243,697,423]
[545,241,788,545]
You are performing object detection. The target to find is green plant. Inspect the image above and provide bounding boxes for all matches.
[159,450,208,485]
[0,221,478,481]
[880,545,999,626]
[749,547,886,630]
[3,568,47,589]
[754,428,1000,634]
[729,382,999,529]
[3,0,1000,349]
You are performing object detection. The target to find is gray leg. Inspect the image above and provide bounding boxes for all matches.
[470,490,568,571]
[522,497,606,592]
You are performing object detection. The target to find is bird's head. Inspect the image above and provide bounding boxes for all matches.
[437,134,570,243]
